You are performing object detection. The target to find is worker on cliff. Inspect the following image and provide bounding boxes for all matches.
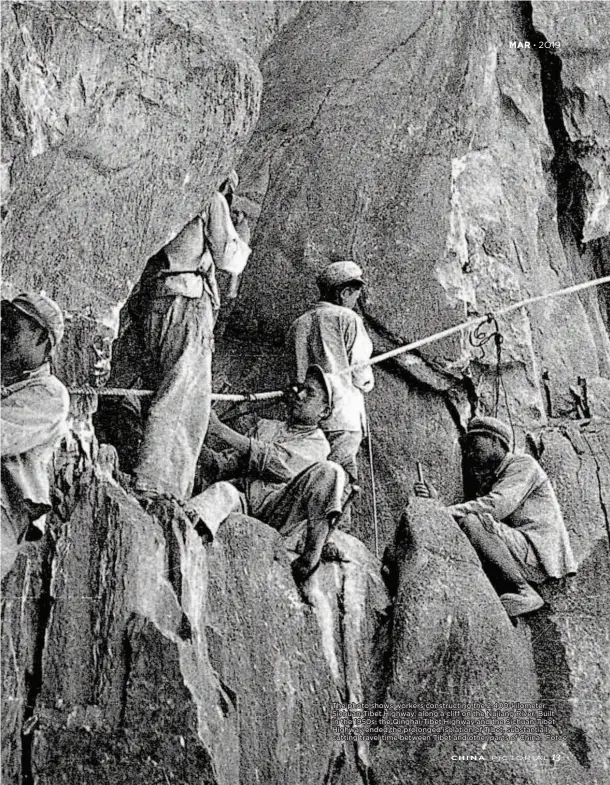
[1,293,70,580]
[227,199,252,300]
[185,365,348,584]
[414,416,576,618]
[96,171,251,506]
[287,261,374,498]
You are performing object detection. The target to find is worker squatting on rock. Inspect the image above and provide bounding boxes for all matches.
[96,172,251,504]
[415,416,576,618]
[184,365,349,583]
[1,293,70,580]
[287,261,374,488]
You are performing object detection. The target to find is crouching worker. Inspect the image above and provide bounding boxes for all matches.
[415,416,576,618]
[1,294,69,580]
[185,365,348,583]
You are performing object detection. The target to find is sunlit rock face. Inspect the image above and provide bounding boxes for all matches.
[1,0,298,315]
[377,497,588,785]
[3,441,607,784]
[0,453,390,785]
[2,2,609,785]
[227,0,609,548]
[233,1,609,416]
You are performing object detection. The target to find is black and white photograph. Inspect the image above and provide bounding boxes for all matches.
[1,1,609,783]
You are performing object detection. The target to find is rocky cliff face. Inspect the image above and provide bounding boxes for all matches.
[1,0,298,313]
[2,428,608,784]
[229,0,610,547]
[2,2,609,784]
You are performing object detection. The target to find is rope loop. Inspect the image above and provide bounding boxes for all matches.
[469,313,502,359]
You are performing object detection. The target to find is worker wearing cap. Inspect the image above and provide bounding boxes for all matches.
[415,416,576,618]
[287,261,374,490]
[97,171,251,504]
[185,366,348,583]
[1,293,69,580]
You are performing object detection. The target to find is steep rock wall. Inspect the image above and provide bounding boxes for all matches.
[1,0,298,314]
[378,499,584,785]
[2,2,610,785]
[233,1,610,404]
[225,0,610,551]
[3,435,608,784]
[1,442,390,785]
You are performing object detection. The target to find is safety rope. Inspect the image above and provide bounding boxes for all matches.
[349,274,610,373]
[469,312,504,415]
[68,387,284,403]
[68,274,610,400]
[468,313,516,442]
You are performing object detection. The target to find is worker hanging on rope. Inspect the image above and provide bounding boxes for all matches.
[414,416,576,618]
[185,365,352,584]
[287,261,374,529]
[95,171,252,507]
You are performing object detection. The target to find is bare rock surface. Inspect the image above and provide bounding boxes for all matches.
[3,429,608,783]
[1,444,390,785]
[532,1,610,244]
[2,2,610,784]
[377,498,587,785]
[233,0,609,430]
[1,0,297,315]
[534,422,610,775]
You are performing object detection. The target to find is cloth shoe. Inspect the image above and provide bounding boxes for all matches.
[500,584,544,618]
[320,541,348,563]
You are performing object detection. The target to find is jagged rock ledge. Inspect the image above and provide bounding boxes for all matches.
[2,418,609,784]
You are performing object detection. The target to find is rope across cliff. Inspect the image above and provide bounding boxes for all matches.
[69,274,610,400]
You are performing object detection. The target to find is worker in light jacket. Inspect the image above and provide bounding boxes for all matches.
[186,365,348,584]
[98,172,251,504]
[287,261,374,488]
[415,416,576,618]
[1,293,69,580]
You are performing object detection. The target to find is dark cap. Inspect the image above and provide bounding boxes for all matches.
[466,416,512,450]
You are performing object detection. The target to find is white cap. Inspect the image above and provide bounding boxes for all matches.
[7,292,65,347]
[317,261,364,289]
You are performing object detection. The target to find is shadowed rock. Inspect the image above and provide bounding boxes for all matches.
[376,497,586,785]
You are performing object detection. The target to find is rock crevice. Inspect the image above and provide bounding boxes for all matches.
[2,2,609,783]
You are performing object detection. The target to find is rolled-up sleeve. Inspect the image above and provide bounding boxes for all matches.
[199,446,245,482]
[204,193,251,275]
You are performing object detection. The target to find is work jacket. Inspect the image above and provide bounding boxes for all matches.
[449,453,577,579]
[288,302,374,433]
[144,191,251,305]
[209,418,330,515]
[114,190,252,385]
[1,363,69,540]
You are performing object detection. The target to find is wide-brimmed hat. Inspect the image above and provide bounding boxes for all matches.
[465,416,512,450]
[317,261,364,290]
[4,292,65,347]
